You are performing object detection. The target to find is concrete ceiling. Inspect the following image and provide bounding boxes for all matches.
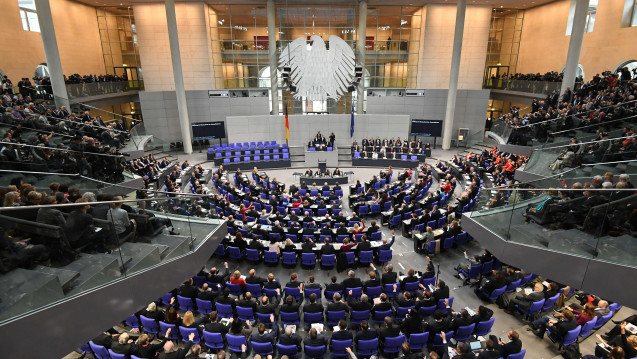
[74,0,557,11]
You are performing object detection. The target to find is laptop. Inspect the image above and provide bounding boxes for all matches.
[470,341,482,352]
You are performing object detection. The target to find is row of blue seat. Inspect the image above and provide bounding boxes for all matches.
[211,148,289,156]
[220,154,290,163]
[217,247,393,268]
[212,141,285,150]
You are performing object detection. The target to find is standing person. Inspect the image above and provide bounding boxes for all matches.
[107,196,136,240]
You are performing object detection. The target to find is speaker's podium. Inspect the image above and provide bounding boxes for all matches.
[305,149,338,167]
[318,160,327,172]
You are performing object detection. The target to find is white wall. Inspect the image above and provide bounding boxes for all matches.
[225,114,411,147]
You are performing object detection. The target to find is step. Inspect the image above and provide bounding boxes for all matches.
[65,253,123,296]
[150,234,191,260]
[32,265,81,292]
[0,268,65,321]
[118,242,163,274]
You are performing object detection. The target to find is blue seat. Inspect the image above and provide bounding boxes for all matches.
[426,220,437,229]
[481,259,494,275]
[325,290,342,302]
[192,275,207,288]
[252,342,275,356]
[327,310,346,326]
[304,288,322,301]
[264,251,278,265]
[125,314,140,329]
[228,246,244,260]
[245,283,262,297]
[331,339,353,357]
[357,338,379,357]
[202,331,224,351]
[359,250,373,265]
[389,215,402,228]
[179,326,201,343]
[459,264,482,285]
[593,312,613,330]
[226,282,242,297]
[305,344,326,358]
[276,344,298,358]
[516,299,545,320]
[443,236,454,250]
[257,312,276,325]
[350,310,370,325]
[432,331,454,348]
[89,341,111,359]
[373,309,393,323]
[474,318,495,337]
[108,349,126,359]
[280,286,299,300]
[366,286,382,298]
[505,279,523,293]
[370,231,382,241]
[304,311,324,325]
[383,335,406,355]
[140,315,160,334]
[216,303,234,318]
[396,306,414,318]
[321,254,336,268]
[455,323,476,342]
[481,286,506,302]
[246,248,260,263]
[159,321,180,340]
[542,293,560,311]
[508,349,527,359]
[176,295,194,312]
[345,252,356,267]
[227,334,248,353]
[438,297,454,314]
[195,299,213,315]
[454,232,468,245]
[237,306,255,322]
[404,281,420,294]
[282,252,297,266]
[408,332,429,350]
[551,326,581,349]
[301,253,316,267]
[579,316,597,339]
[281,311,300,325]
[383,283,398,298]
[418,305,437,318]
[359,206,369,216]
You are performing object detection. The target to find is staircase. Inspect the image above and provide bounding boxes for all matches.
[338,146,352,167]
[288,146,305,167]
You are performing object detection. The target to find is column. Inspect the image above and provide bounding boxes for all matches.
[34,0,69,109]
[164,0,193,154]
[267,0,279,115]
[356,0,367,114]
[441,0,466,150]
[560,0,589,97]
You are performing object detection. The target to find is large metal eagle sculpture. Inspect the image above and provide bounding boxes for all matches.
[279,35,356,101]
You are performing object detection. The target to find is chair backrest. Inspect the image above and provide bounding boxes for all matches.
[366,286,382,298]
[140,315,160,334]
[396,306,414,318]
[236,306,255,321]
[331,339,353,356]
[226,282,243,296]
[280,311,299,324]
[373,309,394,322]
[179,326,201,343]
[525,299,546,315]
[216,303,234,318]
[282,251,297,264]
[264,251,278,263]
[379,249,392,263]
[327,310,346,325]
[489,286,506,300]
[384,335,407,353]
[383,283,398,298]
[355,338,378,356]
[508,349,527,359]
[351,310,370,323]
[250,341,274,355]
[579,316,597,338]
[359,250,373,263]
[481,260,494,275]
[473,318,495,337]
[276,344,298,357]
[404,281,420,293]
[89,341,110,359]
[245,283,262,297]
[195,298,213,315]
[455,323,477,341]
[303,311,323,324]
[177,295,194,311]
[432,331,455,347]
[408,332,429,350]
[227,334,248,352]
[108,349,127,359]
[506,279,522,293]
[302,252,316,265]
[542,293,560,311]
[418,305,437,318]
[159,321,179,340]
[305,344,327,357]
[594,312,614,329]
[322,254,336,266]
[562,326,582,347]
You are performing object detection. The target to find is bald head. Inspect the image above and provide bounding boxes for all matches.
[163,341,174,353]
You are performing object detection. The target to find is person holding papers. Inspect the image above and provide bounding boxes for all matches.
[505,282,545,315]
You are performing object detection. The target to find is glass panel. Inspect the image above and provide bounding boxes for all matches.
[20,9,29,31]
[25,10,40,32]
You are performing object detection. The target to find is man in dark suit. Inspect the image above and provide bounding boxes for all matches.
[208,263,230,284]
[425,309,452,334]
[379,317,401,344]
[278,325,303,351]
[327,293,349,313]
[257,296,278,316]
[489,330,522,358]
[342,270,364,290]
[478,339,501,359]
[321,237,335,255]
[506,282,544,314]
[400,268,420,291]
[372,293,393,316]
[364,265,381,290]
[356,235,372,254]
[531,309,577,340]
[158,333,195,359]
[251,323,278,345]
[331,319,353,341]
[236,292,258,313]
[197,283,216,302]
[356,320,379,345]
[433,280,450,302]
[348,293,373,312]
[303,293,325,314]
[245,269,266,286]
[179,278,199,300]
[381,263,398,285]
[394,291,416,311]
[110,333,140,357]
[325,276,343,298]
[304,327,329,347]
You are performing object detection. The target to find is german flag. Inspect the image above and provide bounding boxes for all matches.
[285,106,290,145]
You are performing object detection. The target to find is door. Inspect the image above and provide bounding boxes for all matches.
[484,65,509,88]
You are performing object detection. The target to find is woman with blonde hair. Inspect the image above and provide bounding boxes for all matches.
[3,191,20,207]
[282,238,296,253]
[181,310,196,328]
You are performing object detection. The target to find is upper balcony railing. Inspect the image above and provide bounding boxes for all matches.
[483,78,562,95]
[66,80,144,99]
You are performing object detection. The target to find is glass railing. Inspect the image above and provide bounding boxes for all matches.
[0,171,221,324]
[469,187,637,267]
[66,80,144,99]
[483,79,562,95]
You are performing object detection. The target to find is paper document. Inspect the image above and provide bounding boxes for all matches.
[465,307,476,316]
[524,288,532,296]
[428,284,436,292]
[626,323,637,334]
[311,323,324,331]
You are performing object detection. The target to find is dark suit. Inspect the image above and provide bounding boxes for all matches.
[251,326,279,344]
[382,271,398,285]
[342,277,364,290]
[304,333,329,346]
[433,285,450,302]
[279,333,303,350]
[379,324,401,342]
